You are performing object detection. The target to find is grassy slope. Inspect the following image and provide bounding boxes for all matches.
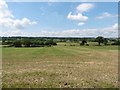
[2,44,118,88]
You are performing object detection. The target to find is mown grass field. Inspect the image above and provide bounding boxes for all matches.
[2,43,118,88]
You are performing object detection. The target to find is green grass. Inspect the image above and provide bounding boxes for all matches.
[2,43,118,88]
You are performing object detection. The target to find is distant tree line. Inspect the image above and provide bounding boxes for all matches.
[2,36,120,47]
[2,38,57,47]
[80,36,120,46]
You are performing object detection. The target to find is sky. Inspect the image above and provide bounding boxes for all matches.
[0,0,118,37]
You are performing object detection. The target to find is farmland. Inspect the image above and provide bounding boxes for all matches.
[2,43,118,88]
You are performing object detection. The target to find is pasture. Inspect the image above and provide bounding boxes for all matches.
[2,43,118,88]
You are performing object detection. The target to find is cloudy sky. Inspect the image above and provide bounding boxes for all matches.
[0,0,118,37]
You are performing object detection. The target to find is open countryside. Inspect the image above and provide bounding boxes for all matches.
[2,37,119,88]
[1,1,119,88]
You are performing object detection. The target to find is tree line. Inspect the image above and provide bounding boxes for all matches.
[1,36,120,47]
[80,36,120,46]
[2,39,57,47]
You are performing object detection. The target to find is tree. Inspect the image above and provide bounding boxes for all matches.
[52,41,57,45]
[23,39,31,47]
[39,41,44,45]
[103,38,108,45]
[111,40,120,45]
[44,40,51,46]
[96,36,104,46]
[13,40,22,47]
[31,40,40,47]
[48,39,54,45]
[80,39,87,46]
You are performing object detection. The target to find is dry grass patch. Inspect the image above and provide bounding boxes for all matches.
[2,45,118,88]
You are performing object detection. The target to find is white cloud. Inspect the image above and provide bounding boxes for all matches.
[1,23,118,38]
[0,0,37,32]
[67,3,94,25]
[76,3,94,13]
[0,0,14,18]
[1,1,118,38]
[67,12,88,21]
[13,18,37,29]
[78,22,85,26]
[96,12,117,19]
[112,23,118,29]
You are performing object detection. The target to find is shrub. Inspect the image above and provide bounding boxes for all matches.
[52,42,57,45]
[103,38,108,46]
[39,41,44,45]
[111,40,120,45]
[80,39,87,46]
[23,39,31,47]
[44,41,50,46]
[30,40,40,47]
[13,40,22,47]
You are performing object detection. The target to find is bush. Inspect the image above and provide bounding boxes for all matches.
[39,41,44,45]
[2,40,13,45]
[52,42,57,45]
[111,40,120,45]
[44,40,57,46]
[103,38,108,45]
[86,44,89,46]
[13,40,22,47]
[23,39,31,47]
[30,40,40,47]
[44,41,50,46]
[80,39,87,46]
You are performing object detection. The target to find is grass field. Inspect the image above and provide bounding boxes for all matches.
[2,43,118,88]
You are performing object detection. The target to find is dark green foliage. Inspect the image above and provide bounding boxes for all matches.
[2,39,5,45]
[2,36,119,47]
[4,41,13,45]
[30,40,40,47]
[2,37,56,47]
[22,39,31,47]
[95,36,104,46]
[103,38,108,46]
[112,40,120,45]
[44,40,52,46]
[52,41,57,46]
[13,40,22,47]
[47,39,53,45]
[44,41,50,46]
[44,39,57,46]
[39,41,44,45]
[80,39,87,46]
